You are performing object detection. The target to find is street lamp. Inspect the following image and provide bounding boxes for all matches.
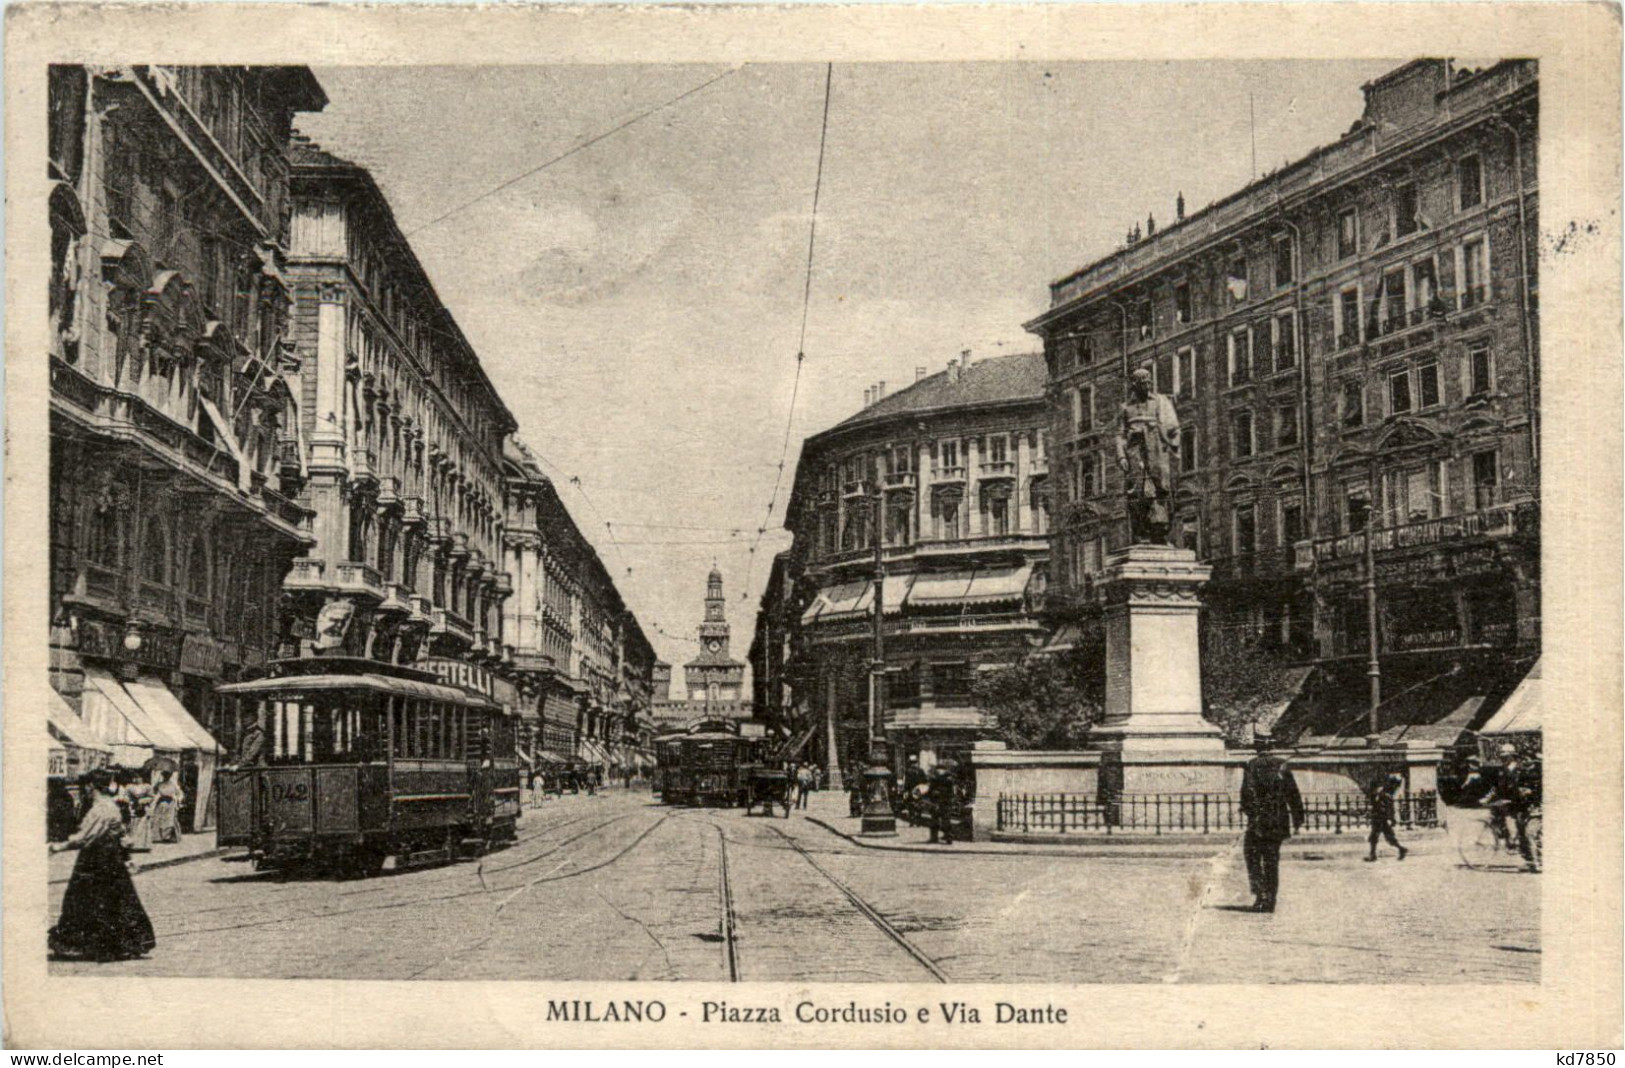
[861,456,898,836]
[1351,483,1382,744]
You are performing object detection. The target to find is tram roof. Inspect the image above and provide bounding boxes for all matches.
[217,672,500,710]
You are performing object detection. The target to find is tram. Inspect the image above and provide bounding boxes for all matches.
[655,718,763,807]
[214,657,521,874]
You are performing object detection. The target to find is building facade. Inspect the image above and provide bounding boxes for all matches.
[1025,58,1539,739]
[778,351,1053,777]
[280,138,518,681]
[652,569,754,733]
[47,65,328,826]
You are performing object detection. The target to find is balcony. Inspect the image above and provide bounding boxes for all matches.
[182,592,213,631]
[1030,454,1050,475]
[448,532,470,559]
[378,582,413,616]
[1313,501,1531,564]
[350,448,377,488]
[333,560,385,600]
[494,571,515,596]
[376,477,400,508]
[284,558,326,590]
[930,466,966,484]
[431,607,476,646]
[978,460,1016,480]
[409,594,435,623]
[883,471,917,491]
[842,479,873,499]
[400,496,427,526]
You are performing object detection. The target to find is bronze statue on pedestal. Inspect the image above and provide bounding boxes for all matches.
[1114,368,1181,546]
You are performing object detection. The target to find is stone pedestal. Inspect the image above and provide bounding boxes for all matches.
[1090,544,1229,795]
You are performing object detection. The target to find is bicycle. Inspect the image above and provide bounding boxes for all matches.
[1457,802,1541,873]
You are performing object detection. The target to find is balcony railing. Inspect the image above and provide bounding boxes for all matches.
[1030,455,1050,474]
[883,471,917,490]
[284,558,325,588]
[1313,501,1528,564]
[841,479,872,498]
[333,560,384,598]
[978,460,1016,479]
[930,465,966,483]
[431,607,476,644]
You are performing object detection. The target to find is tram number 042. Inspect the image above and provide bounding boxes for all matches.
[272,782,311,803]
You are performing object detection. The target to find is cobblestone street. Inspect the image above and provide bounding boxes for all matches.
[47,790,1539,983]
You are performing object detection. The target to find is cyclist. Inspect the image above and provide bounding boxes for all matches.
[1481,743,1539,872]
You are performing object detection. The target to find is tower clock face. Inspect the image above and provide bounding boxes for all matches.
[706,639,722,653]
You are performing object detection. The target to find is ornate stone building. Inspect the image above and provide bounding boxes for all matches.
[281,137,517,672]
[776,351,1052,778]
[47,65,328,824]
[1025,59,1539,742]
[651,568,754,733]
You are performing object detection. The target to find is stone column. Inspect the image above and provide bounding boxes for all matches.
[1090,544,1228,795]
[1015,432,1031,531]
[916,441,932,540]
[966,438,983,538]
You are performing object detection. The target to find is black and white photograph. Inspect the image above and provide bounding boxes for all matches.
[6,1,1620,1051]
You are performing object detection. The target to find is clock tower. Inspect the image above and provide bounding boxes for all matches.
[684,565,745,705]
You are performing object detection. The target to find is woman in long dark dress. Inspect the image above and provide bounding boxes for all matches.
[48,769,156,962]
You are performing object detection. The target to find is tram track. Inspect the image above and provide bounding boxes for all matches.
[696,811,949,984]
[153,808,652,940]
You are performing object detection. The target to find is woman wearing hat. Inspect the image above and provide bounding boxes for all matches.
[48,769,156,962]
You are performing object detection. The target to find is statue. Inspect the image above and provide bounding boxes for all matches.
[1114,368,1181,546]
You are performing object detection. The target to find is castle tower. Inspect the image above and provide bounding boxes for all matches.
[685,565,745,705]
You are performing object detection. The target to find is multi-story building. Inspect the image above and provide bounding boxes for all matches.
[1024,58,1539,740]
[778,351,1052,777]
[47,65,327,826]
[501,439,654,769]
[281,137,517,675]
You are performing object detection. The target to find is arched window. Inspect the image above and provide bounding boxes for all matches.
[86,498,122,568]
[187,531,211,600]
[141,519,170,586]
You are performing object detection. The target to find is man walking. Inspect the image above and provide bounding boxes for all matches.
[795,763,815,809]
[927,762,959,845]
[1239,732,1304,912]
[1366,773,1409,862]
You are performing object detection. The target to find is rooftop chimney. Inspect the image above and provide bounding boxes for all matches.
[863,387,873,407]
[946,360,961,385]
[916,366,927,382]
[960,349,973,369]
[877,380,886,399]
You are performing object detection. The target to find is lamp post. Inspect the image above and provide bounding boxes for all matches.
[861,457,898,836]
[1354,477,1382,744]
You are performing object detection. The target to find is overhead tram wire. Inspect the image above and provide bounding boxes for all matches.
[403,65,744,239]
[741,62,835,604]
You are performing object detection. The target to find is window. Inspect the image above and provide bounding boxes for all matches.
[87,500,122,568]
[1232,503,1258,556]
[940,440,960,472]
[1074,386,1094,433]
[1388,368,1413,414]
[1395,183,1420,238]
[1226,257,1249,303]
[1460,236,1488,308]
[186,533,210,599]
[1412,258,1440,321]
[930,662,972,702]
[1472,450,1500,510]
[1341,379,1364,428]
[1275,404,1299,448]
[1274,313,1297,370]
[1228,329,1252,385]
[936,495,962,540]
[987,495,1010,536]
[1337,207,1359,259]
[987,435,1008,464]
[1232,410,1255,459]
[1337,286,1362,349]
[1418,362,1441,408]
[886,498,912,546]
[1344,486,1372,533]
[1384,462,1450,525]
[1176,347,1194,398]
[141,520,169,585]
[1140,360,1159,394]
[1078,453,1102,500]
[1078,332,1094,364]
[1273,235,1295,288]
[1179,426,1198,473]
[1178,513,1200,554]
[1467,340,1494,397]
[892,444,913,474]
[1136,300,1153,341]
[1458,154,1483,211]
[1175,281,1192,324]
[1280,499,1304,546]
[1381,268,1408,334]
[1080,536,1103,577]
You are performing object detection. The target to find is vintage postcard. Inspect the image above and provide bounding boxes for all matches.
[4,1,1621,1051]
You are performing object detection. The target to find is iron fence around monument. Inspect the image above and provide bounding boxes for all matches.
[995,790,1440,835]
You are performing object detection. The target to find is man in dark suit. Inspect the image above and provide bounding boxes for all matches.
[1239,732,1304,913]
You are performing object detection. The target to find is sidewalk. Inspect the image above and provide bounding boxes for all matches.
[49,830,231,885]
[798,790,1448,860]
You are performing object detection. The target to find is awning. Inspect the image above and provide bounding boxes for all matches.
[802,579,871,626]
[49,690,111,754]
[198,395,252,493]
[1480,658,1542,735]
[123,677,219,752]
[963,564,1034,605]
[908,569,978,606]
[533,748,571,764]
[82,666,190,756]
[218,672,499,710]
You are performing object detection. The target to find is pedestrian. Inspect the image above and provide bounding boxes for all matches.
[795,763,814,809]
[1365,773,1409,862]
[1482,743,1539,871]
[150,769,184,845]
[928,762,958,845]
[122,771,153,853]
[48,769,156,962]
[1239,732,1304,913]
[847,771,865,818]
[585,767,597,797]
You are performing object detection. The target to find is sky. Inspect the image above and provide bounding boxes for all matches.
[294,59,1407,683]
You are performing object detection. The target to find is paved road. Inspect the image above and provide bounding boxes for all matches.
[47,791,1538,983]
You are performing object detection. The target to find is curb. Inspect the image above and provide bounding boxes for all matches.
[803,814,1444,862]
[50,845,234,885]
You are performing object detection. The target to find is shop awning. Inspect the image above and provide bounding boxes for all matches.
[82,666,190,757]
[802,579,872,626]
[123,677,219,752]
[908,569,978,606]
[963,564,1034,605]
[1480,658,1542,735]
[49,690,111,754]
[534,748,571,764]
